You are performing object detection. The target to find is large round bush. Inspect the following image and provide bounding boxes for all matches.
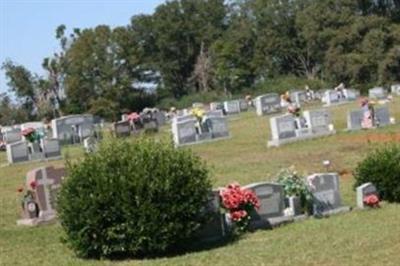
[354,144,400,203]
[58,138,212,258]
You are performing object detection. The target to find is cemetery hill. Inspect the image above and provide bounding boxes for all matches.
[1,1,400,265]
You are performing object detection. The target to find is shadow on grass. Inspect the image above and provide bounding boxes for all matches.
[100,234,240,262]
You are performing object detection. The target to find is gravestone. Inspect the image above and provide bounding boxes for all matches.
[209,116,229,139]
[290,91,307,106]
[210,102,224,111]
[204,110,224,119]
[347,110,364,131]
[374,106,391,127]
[303,109,333,134]
[306,173,350,217]
[239,99,248,112]
[356,183,379,209]
[369,87,388,100]
[143,120,158,132]
[51,114,94,144]
[255,93,281,116]
[17,166,65,226]
[287,196,302,216]
[83,136,97,153]
[155,111,166,126]
[223,100,240,115]
[196,190,228,243]
[243,182,292,229]
[391,84,400,96]
[192,102,204,109]
[343,89,359,101]
[323,90,340,105]
[3,128,22,144]
[6,141,29,164]
[114,121,131,138]
[172,117,197,146]
[43,139,61,158]
[28,142,44,161]
[269,115,296,141]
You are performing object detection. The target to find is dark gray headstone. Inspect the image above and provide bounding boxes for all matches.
[6,141,29,164]
[374,106,390,127]
[172,118,197,145]
[270,115,296,140]
[209,117,229,139]
[114,121,131,137]
[347,110,364,130]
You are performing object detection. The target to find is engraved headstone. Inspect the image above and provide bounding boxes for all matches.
[3,128,22,144]
[347,109,364,130]
[369,87,388,100]
[114,120,131,138]
[196,190,227,242]
[223,100,240,115]
[356,183,378,209]
[6,141,29,164]
[243,182,291,229]
[270,115,296,141]
[306,173,350,217]
[209,116,229,139]
[374,106,391,127]
[17,166,65,226]
[51,114,94,144]
[255,93,281,116]
[172,117,197,146]
[43,139,61,158]
[303,109,332,134]
[239,99,248,112]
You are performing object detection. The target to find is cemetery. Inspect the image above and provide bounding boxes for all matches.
[1,1,400,265]
[1,96,399,265]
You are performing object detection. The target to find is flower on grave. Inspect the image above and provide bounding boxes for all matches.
[29,180,37,190]
[220,182,260,233]
[363,194,380,208]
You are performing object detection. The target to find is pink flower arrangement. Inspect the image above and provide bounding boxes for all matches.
[363,194,380,208]
[220,182,260,231]
[29,181,37,190]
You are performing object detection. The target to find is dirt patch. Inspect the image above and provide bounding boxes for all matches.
[339,132,400,143]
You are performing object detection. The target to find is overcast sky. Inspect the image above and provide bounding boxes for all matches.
[0,0,165,95]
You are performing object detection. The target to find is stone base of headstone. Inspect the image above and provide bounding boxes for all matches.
[267,216,295,228]
[17,215,57,226]
[197,132,212,142]
[176,135,231,147]
[8,155,62,166]
[323,101,350,108]
[314,206,351,218]
[267,130,336,147]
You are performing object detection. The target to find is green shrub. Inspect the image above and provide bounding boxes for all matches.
[354,144,400,203]
[58,138,212,258]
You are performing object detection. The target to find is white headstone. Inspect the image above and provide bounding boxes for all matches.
[255,93,281,116]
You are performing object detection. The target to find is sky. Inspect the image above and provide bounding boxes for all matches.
[0,0,166,95]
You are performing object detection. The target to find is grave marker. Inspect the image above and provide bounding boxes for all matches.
[356,183,379,209]
[255,93,281,116]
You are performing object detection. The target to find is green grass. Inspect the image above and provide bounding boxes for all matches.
[1,98,400,266]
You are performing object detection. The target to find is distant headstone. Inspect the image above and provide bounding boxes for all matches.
[83,136,97,153]
[196,190,228,242]
[239,99,248,112]
[204,110,224,119]
[369,87,388,100]
[209,116,229,139]
[323,90,340,105]
[172,117,197,146]
[3,128,22,144]
[290,91,307,106]
[255,93,281,116]
[391,84,400,96]
[270,114,296,141]
[155,111,166,126]
[114,121,131,138]
[243,182,291,229]
[347,109,364,131]
[356,183,378,209]
[28,142,44,161]
[306,173,350,217]
[223,100,240,115]
[6,141,29,164]
[343,89,359,101]
[210,102,224,111]
[374,106,391,127]
[303,109,333,134]
[17,166,65,226]
[51,114,94,145]
[43,139,61,158]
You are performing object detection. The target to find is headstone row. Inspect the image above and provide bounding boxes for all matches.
[6,139,61,164]
[268,109,335,147]
[172,110,229,146]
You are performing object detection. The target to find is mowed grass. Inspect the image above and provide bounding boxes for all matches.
[0,98,400,266]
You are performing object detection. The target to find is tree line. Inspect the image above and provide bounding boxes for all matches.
[1,0,399,125]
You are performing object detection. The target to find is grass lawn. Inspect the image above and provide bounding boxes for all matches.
[1,98,400,266]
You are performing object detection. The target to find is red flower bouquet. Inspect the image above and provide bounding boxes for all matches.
[363,194,380,208]
[220,182,260,232]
